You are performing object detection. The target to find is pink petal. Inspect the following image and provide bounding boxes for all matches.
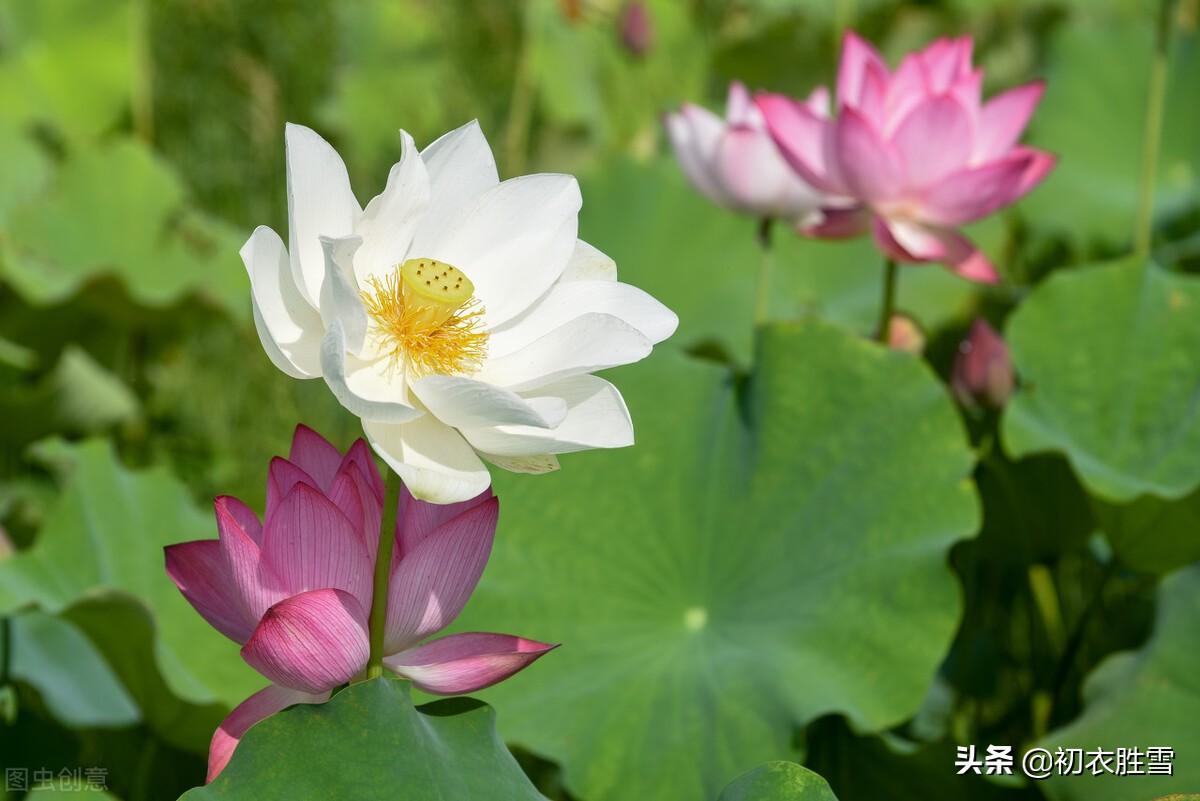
[165,540,254,644]
[724,81,754,125]
[385,497,499,653]
[261,482,373,608]
[395,483,494,558]
[801,206,871,238]
[856,60,889,129]
[1012,146,1057,195]
[939,230,1000,283]
[714,126,820,217]
[832,106,905,204]
[241,588,369,694]
[886,55,928,130]
[385,632,557,695]
[917,150,1047,225]
[287,425,343,491]
[217,496,262,545]
[974,81,1045,163]
[805,86,831,117]
[920,36,973,92]
[265,457,319,518]
[216,496,288,624]
[207,684,329,782]
[871,217,946,262]
[331,460,382,562]
[837,30,889,110]
[339,438,384,504]
[890,94,974,189]
[664,105,727,206]
[756,92,839,193]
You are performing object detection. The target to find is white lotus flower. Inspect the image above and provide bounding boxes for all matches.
[242,121,678,504]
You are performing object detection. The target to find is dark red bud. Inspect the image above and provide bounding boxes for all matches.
[952,319,1014,409]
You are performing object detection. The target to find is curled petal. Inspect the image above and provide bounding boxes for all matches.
[165,540,254,644]
[384,497,499,652]
[459,375,634,458]
[319,322,423,424]
[207,684,329,782]
[385,633,557,695]
[240,226,323,379]
[364,415,492,505]
[241,589,369,694]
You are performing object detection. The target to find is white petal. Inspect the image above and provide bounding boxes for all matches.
[320,323,422,424]
[664,106,727,206]
[473,313,652,392]
[460,375,633,456]
[560,240,617,282]
[285,123,362,307]
[353,131,431,286]
[318,235,368,355]
[488,279,678,358]
[363,415,492,504]
[410,374,567,429]
[478,453,560,474]
[415,174,582,327]
[414,120,500,252]
[240,225,323,378]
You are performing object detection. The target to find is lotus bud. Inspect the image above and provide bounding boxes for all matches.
[618,2,653,59]
[952,319,1014,409]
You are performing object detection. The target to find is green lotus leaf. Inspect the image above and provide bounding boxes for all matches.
[1003,259,1200,503]
[0,439,261,751]
[1,138,248,316]
[455,319,980,801]
[718,762,839,801]
[181,678,543,801]
[1022,12,1199,247]
[1039,565,1200,801]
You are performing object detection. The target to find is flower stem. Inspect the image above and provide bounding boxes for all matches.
[875,258,898,343]
[754,218,775,326]
[366,468,402,680]
[1133,0,1177,258]
[503,6,535,177]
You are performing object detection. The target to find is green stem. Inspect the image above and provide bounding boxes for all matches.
[753,218,775,326]
[1,615,10,685]
[1133,0,1176,258]
[875,258,898,343]
[366,469,402,680]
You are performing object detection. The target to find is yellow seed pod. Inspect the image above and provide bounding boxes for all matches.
[400,258,474,306]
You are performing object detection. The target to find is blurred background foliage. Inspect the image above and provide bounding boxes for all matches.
[0,0,1198,799]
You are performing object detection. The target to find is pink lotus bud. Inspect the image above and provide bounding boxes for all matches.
[884,313,925,354]
[666,82,827,221]
[618,2,653,58]
[756,31,1056,283]
[952,320,1014,409]
[165,424,555,781]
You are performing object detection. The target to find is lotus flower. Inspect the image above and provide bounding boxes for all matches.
[952,319,1014,409]
[757,32,1056,282]
[164,425,554,781]
[244,121,677,504]
[666,82,825,221]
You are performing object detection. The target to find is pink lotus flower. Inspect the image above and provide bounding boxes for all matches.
[756,32,1056,282]
[165,425,554,781]
[952,319,1014,409]
[666,82,826,221]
